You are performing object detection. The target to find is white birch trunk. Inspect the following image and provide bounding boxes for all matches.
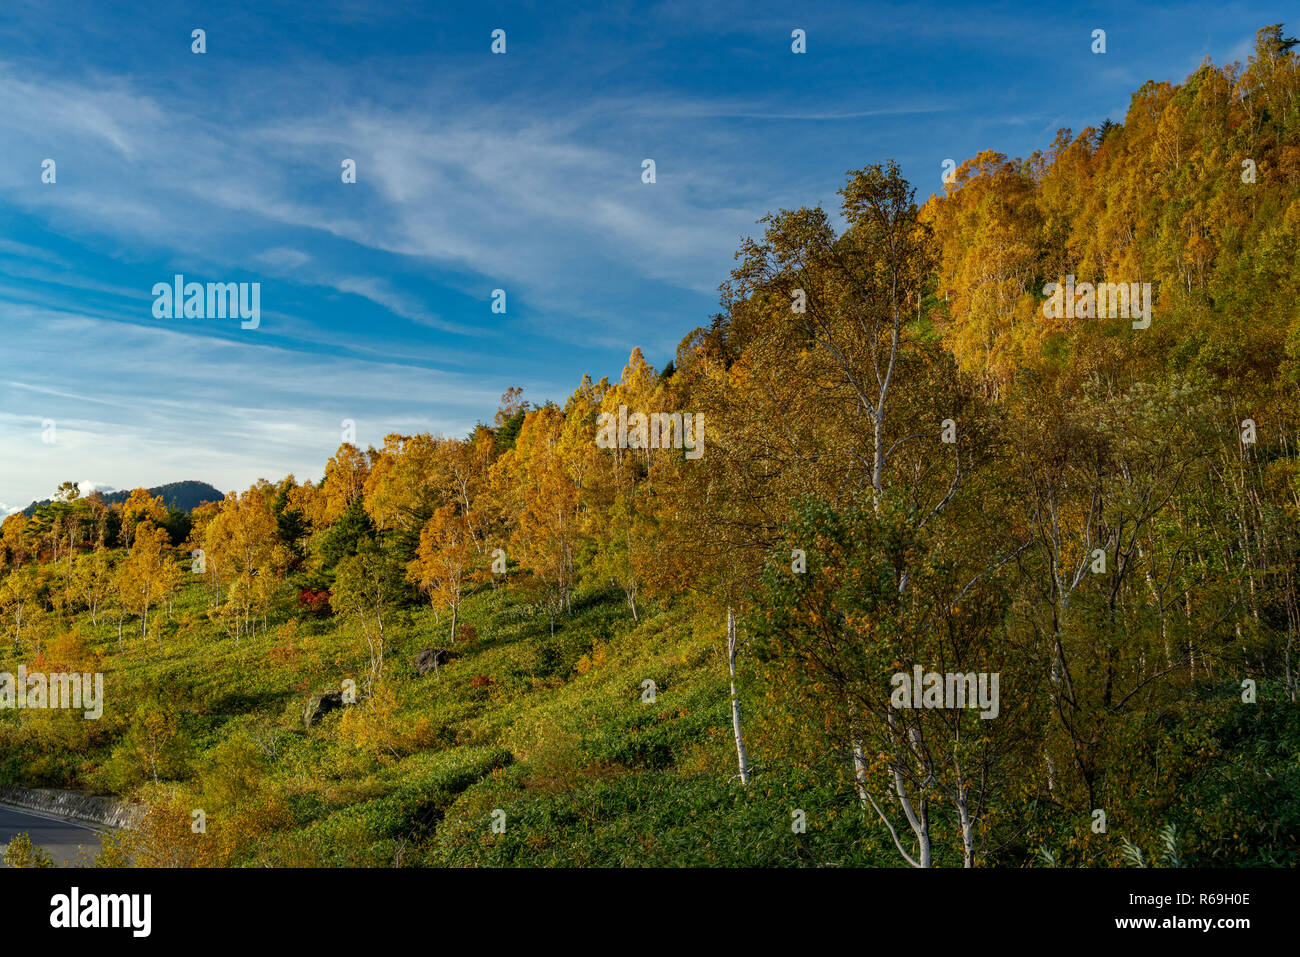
[847,699,869,807]
[894,766,932,867]
[727,607,750,786]
[955,790,975,867]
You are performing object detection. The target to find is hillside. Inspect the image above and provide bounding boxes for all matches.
[2,557,1294,867]
[22,481,223,517]
[2,574,903,866]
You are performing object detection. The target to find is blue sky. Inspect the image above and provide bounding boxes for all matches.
[0,0,1291,510]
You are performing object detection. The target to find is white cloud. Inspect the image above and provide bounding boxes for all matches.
[256,247,312,270]
[0,302,539,507]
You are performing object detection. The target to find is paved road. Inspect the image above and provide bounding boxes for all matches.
[0,804,104,867]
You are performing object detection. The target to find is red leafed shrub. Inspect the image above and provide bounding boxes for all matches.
[297,588,332,617]
[469,674,493,689]
[456,623,477,644]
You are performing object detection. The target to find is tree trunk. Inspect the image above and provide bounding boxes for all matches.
[894,767,931,867]
[851,733,870,807]
[955,790,975,867]
[727,607,751,786]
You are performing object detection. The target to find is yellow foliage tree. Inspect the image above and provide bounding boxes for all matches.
[408,503,476,640]
[119,488,168,547]
[200,484,291,644]
[116,524,181,640]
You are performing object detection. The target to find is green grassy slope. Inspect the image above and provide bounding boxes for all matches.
[0,574,894,866]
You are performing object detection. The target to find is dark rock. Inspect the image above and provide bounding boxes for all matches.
[303,690,345,728]
[414,648,451,675]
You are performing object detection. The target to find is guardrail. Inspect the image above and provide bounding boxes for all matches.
[0,786,144,829]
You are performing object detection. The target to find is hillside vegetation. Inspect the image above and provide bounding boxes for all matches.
[22,481,223,518]
[2,26,1299,867]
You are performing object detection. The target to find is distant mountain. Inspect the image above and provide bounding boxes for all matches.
[23,480,224,516]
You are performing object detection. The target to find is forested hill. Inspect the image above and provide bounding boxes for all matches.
[22,480,222,517]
